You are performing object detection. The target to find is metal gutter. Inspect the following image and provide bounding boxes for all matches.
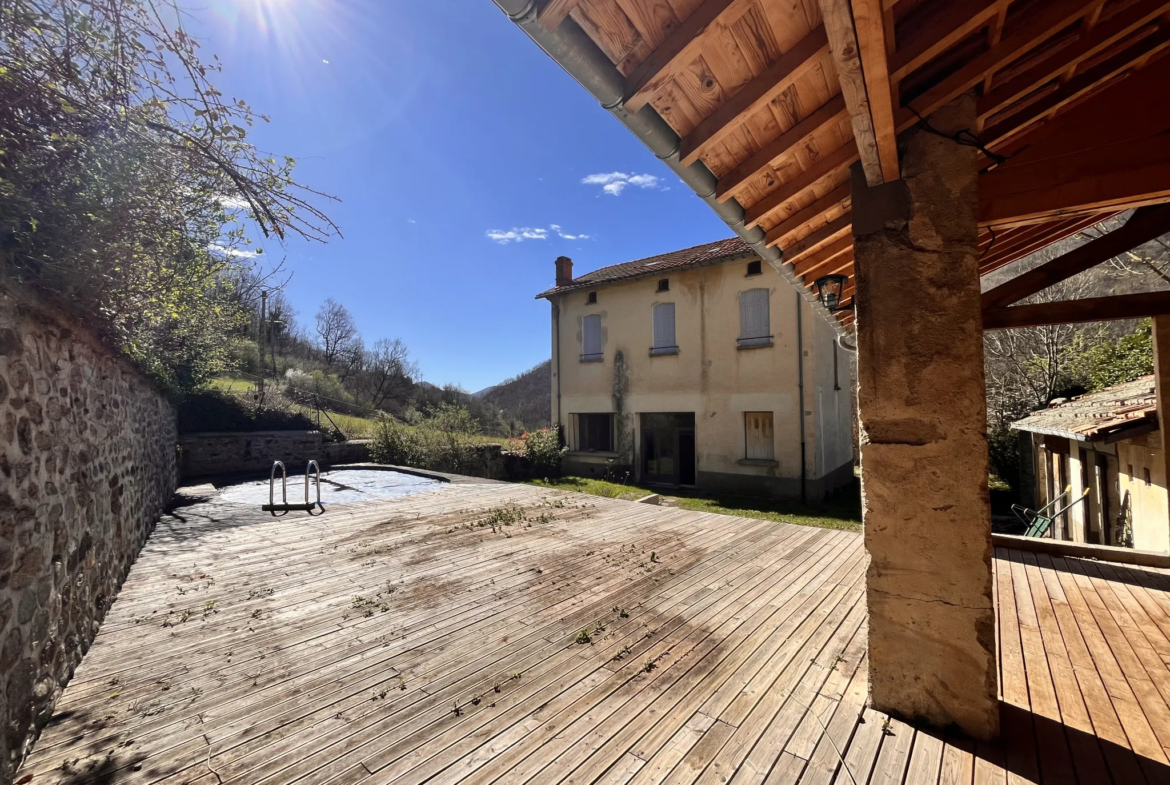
[494,0,844,334]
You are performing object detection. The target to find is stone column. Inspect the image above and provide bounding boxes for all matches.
[1152,316,1170,542]
[852,93,999,740]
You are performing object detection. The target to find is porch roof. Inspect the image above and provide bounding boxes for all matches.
[1011,374,1159,442]
[502,0,1170,330]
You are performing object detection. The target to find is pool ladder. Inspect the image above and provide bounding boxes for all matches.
[263,460,323,515]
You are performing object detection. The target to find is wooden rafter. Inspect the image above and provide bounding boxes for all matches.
[983,29,1170,148]
[983,291,1170,329]
[621,0,745,113]
[793,236,852,277]
[898,0,1105,131]
[979,215,1111,276]
[716,97,848,202]
[744,141,859,229]
[889,0,1002,82]
[679,28,831,166]
[977,0,1170,121]
[851,0,900,182]
[538,0,584,31]
[781,213,852,256]
[764,184,851,247]
[819,0,883,185]
[982,206,1170,309]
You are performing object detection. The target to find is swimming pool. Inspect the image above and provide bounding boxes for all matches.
[217,467,443,507]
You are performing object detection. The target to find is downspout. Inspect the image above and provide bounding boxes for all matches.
[797,291,807,504]
[494,0,843,336]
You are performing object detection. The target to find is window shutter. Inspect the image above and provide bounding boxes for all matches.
[745,412,775,460]
[583,314,602,359]
[653,303,676,349]
[740,289,770,340]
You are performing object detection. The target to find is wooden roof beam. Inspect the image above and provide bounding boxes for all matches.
[977,0,1170,122]
[779,213,852,255]
[978,216,1105,275]
[793,236,853,277]
[621,0,746,113]
[898,0,1105,132]
[889,0,1002,82]
[982,206,1170,309]
[538,0,585,31]
[818,0,884,185]
[983,291,1170,330]
[983,29,1170,148]
[679,27,831,166]
[851,0,900,182]
[763,183,851,247]
[716,97,848,203]
[744,141,859,229]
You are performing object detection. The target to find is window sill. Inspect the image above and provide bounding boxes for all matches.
[738,458,779,467]
[649,347,679,356]
[566,450,620,459]
[580,355,604,363]
[736,340,773,350]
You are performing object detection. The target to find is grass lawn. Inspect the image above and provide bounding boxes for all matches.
[528,476,861,532]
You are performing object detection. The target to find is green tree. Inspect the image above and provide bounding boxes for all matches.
[1071,320,1154,392]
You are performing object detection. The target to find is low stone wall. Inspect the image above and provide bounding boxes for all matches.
[0,292,177,778]
[178,431,372,479]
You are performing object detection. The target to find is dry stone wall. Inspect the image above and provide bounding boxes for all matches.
[0,292,177,778]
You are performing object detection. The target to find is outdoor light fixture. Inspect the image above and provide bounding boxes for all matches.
[814,274,853,313]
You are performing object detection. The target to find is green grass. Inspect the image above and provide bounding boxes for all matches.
[528,476,861,532]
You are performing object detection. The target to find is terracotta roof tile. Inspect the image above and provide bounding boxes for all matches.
[1011,375,1158,442]
[535,237,754,298]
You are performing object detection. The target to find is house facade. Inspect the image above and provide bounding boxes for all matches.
[1012,375,1169,552]
[538,238,854,501]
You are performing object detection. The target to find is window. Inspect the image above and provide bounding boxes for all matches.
[738,288,772,348]
[651,302,678,356]
[581,314,602,361]
[744,412,775,461]
[586,291,597,304]
[576,413,614,452]
[1144,467,1152,486]
[746,260,762,276]
[657,278,670,292]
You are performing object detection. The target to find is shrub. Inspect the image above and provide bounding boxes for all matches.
[370,417,482,474]
[421,402,480,435]
[520,427,565,478]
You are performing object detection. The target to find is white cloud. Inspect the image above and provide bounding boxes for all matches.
[486,227,549,244]
[581,171,663,196]
[485,224,592,245]
[322,59,330,64]
[207,243,259,259]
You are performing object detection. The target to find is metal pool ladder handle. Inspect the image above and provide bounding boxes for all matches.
[262,460,323,514]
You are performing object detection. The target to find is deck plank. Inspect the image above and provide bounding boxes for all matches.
[18,494,1170,785]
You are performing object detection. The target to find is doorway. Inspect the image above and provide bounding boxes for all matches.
[641,413,696,486]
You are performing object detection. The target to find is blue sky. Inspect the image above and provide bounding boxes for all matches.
[200,0,732,391]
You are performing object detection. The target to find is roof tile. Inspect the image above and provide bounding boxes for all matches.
[1011,375,1157,441]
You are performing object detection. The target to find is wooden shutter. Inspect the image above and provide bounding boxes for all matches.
[739,289,770,341]
[745,412,775,460]
[583,314,602,359]
[652,303,676,349]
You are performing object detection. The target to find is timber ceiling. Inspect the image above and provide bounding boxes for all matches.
[536,0,1170,326]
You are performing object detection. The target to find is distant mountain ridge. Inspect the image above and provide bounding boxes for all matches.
[479,360,551,431]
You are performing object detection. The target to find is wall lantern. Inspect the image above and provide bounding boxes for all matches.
[814,274,853,313]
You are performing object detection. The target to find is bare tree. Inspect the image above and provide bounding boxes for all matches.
[361,338,419,410]
[315,298,359,369]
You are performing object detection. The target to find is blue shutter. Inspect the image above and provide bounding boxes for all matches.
[652,303,676,353]
[582,314,602,360]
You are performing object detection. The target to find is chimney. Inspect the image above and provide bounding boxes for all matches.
[555,256,573,288]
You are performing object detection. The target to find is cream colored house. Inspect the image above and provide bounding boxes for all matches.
[537,238,854,500]
[1012,375,1169,552]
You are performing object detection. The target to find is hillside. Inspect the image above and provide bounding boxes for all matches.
[480,360,551,431]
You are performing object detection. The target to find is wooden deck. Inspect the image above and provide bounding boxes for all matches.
[17,481,1170,785]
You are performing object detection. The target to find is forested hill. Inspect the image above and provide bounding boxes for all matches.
[480,360,551,432]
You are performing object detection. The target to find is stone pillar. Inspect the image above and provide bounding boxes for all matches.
[852,93,999,740]
[1152,316,1170,541]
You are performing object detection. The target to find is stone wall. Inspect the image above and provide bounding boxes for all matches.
[0,292,177,778]
[178,432,372,479]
